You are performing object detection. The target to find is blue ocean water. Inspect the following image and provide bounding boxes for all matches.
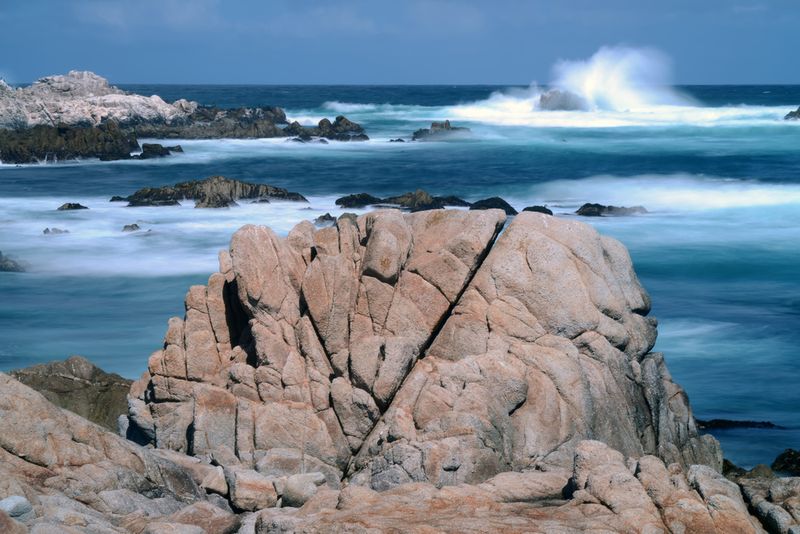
[1,81,799,468]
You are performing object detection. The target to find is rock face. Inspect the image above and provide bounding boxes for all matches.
[412,120,471,141]
[10,355,131,431]
[576,202,648,217]
[122,175,308,208]
[126,210,720,500]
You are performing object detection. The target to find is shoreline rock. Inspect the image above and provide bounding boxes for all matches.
[469,196,518,215]
[523,205,553,215]
[0,122,139,164]
[121,175,307,208]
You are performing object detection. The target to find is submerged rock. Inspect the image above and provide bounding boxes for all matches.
[122,175,307,208]
[122,223,141,232]
[57,202,89,210]
[411,119,470,141]
[0,251,24,272]
[523,205,553,215]
[469,196,518,215]
[314,212,336,227]
[10,355,132,431]
[43,227,70,234]
[576,202,648,216]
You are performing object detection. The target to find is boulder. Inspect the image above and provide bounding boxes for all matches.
[121,175,307,208]
[576,203,648,217]
[282,472,327,507]
[10,355,132,431]
[0,495,34,522]
[57,202,89,210]
[772,449,800,475]
[412,120,470,141]
[224,468,278,511]
[313,213,336,227]
[382,190,444,212]
[137,143,172,159]
[0,251,24,272]
[523,205,553,215]
[469,196,518,215]
[283,115,368,142]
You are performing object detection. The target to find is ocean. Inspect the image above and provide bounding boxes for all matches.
[1,78,799,468]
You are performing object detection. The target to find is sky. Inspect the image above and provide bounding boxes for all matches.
[0,0,798,85]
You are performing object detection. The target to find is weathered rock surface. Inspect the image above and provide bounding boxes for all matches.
[576,202,648,217]
[412,120,471,141]
[121,175,307,208]
[10,355,131,431]
[0,250,24,272]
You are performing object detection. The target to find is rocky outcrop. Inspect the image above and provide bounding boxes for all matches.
[0,122,140,164]
[57,202,89,210]
[773,449,800,476]
[10,355,131,431]
[285,116,369,142]
[121,175,307,208]
[131,106,288,140]
[785,106,800,120]
[0,251,24,272]
[334,190,470,211]
[739,476,800,533]
[412,120,470,141]
[125,210,720,502]
[576,202,648,217]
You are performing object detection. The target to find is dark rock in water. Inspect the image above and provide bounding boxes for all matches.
[576,203,648,217]
[383,190,445,212]
[122,175,307,208]
[772,449,800,475]
[335,193,383,208]
[412,120,470,141]
[722,458,746,479]
[136,143,171,159]
[314,213,336,227]
[166,145,183,152]
[470,196,518,215]
[0,121,139,163]
[109,195,127,202]
[57,202,88,210]
[122,223,140,232]
[523,205,554,215]
[43,227,69,235]
[10,355,132,431]
[696,419,784,430]
[0,251,24,272]
[435,195,471,207]
[538,89,589,111]
[389,138,405,143]
[785,106,800,120]
[284,116,368,142]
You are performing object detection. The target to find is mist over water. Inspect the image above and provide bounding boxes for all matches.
[2,47,800,467]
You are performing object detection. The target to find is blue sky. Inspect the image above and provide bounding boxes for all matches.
[0,0,797,84]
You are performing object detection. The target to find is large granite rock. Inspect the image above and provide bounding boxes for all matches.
[126,210,721,499]
[10,355,131,431]
[122,175,308,208]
